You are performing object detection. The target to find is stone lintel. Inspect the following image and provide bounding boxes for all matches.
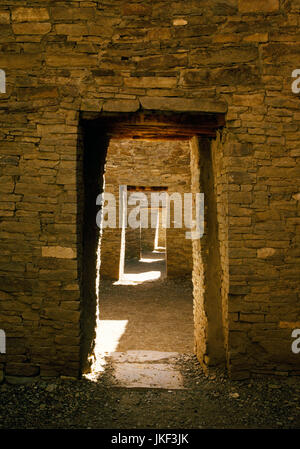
[139,96,228,114]
[102,99,140,112]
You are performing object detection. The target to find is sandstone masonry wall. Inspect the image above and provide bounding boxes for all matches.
[0,0,299,380]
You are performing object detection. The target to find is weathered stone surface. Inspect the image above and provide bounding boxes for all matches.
[17,87,58,100]
[238,0,279,13]
[173,19,188,26]
[46,55,97,67]
[0,54,41,69]
[51,7,95,20]
[112,361,184,389]
[181,66,261,87]
[136,54,188,71]
[102,99,140,112]
[60,375,77,381]
[12,7,50,22]
[80,99,103,112]
[43,308,80,323]
[12,22,51,34]
[55,24,88,36]
[5,376,39,385]
[122,4,152,16]
[42,246,76,259]
[0,11,10,24]
[140,97,227,113]
[233,93,264,106]
[279,321,300,329]
[257,248,276,258]
[6,363,39,377]
[54,336,80,346]
[124,77,177,88]
[189,47,258,66]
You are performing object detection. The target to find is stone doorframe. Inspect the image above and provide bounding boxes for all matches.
[79,98,228,375]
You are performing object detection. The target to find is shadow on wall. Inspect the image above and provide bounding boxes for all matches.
[78,117,109,374]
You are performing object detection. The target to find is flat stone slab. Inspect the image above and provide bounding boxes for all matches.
[112,362,184,389]
[140,96,228,113]
[102,99,140,112]
[108,351,184,389]
[5,376,40,385]
[109,350,179,363]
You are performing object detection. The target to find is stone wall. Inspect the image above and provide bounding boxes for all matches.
[0,0,299,381]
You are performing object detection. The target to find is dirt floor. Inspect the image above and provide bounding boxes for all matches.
[1,353,300,429]
[1,255,300,429]
[98,251,194,353]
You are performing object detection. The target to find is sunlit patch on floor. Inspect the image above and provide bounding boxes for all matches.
[115,249,166,285]
[139,257,164,263]
[114,270,162,285]
[86,250,191,382]
[87,349,185,389]
[108,350,185,389]
[84,319,128,381]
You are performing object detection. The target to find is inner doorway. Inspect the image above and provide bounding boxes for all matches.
[122,185,167,284]
[95,137,195,382]
[79,110,226,379]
